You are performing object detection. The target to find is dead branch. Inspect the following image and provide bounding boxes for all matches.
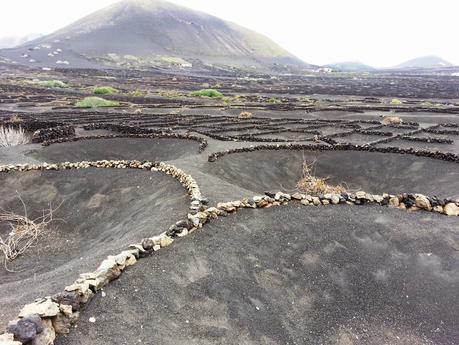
[0,195,60,272]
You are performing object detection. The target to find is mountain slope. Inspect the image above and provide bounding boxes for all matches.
[0,0,305,69]
[395,55,452,69]
[324,61,376,72]
[0,34,42,49]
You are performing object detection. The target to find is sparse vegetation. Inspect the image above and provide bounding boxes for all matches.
[37,80,68,88]
[0,126,30,146]
[381,115,403,125]
[390,98,403,105]
[267,97,282,104]
[127,89,145,97]
[75,97,120,108]
[8,115,23,123]
[0,197,57,271]
[93,86,118,95]
[299,96,316,104]
[297,159,346,195]
[158,90,184,98]
[191,89,224,98]
[238,111,253,119]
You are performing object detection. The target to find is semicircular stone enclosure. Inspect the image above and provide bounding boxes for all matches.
[0,67,458,345]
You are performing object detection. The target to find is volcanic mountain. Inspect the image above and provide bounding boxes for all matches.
[0,0,306,70]
[324,61,376,72]
[395,55,452,69]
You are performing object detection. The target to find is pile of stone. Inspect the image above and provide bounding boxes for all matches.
[32,125,75,143]
[0,119,66,133]
[2,247,141,345]
[153,162,204,208]
[79,123,208,152]
[208,191,459,216]
[401,136,454,144]
[207,143,459,163]
[0,159,204,212]
[425,127,459,135]
[0,159,206,344]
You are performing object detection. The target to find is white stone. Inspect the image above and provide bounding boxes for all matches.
[19,298,60,318]
[415,194,432,211]
[444,203,459,216]
[0,333,21,345]
[356,191,366,199]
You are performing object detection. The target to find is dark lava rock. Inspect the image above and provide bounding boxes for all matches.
[7,314,43,343]
[52,291,82,311]
[141,238,155,251]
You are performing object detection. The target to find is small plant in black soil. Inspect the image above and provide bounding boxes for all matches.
[93,86,118,95]
[37,80,68,88]
[297,159,346,195]
[191,89,224,98]
[238,111,253,119]
[0,197,58,271]
[267,97,282,104]
[75,97,120,108]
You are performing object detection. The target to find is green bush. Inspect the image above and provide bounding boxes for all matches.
[75,97,120,108]
[267,97,282,104]
[300,96,316,104]
[191,89,223,98]
[390,98,403,105]
[38,80,68,88]
[93,86,118,95]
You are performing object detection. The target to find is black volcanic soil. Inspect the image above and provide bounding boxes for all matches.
[27,137,200,162]
[206,149,459,199]
[56,205,459,345]
[1,62,459,345]
[0,168,189,329]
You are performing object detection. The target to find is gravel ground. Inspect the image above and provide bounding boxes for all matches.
[57,205,459,345]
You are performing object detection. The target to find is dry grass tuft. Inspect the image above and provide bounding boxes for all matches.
[0,126,30,147]
[8,115,24,123]
[238,111,253,119]
[381,116,403,125]
[297,159,346,195]
[0,198,58,272]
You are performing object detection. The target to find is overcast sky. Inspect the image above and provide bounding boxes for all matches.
[0,0,457,67]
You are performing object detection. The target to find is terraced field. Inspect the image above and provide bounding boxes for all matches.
[0,65,458,345]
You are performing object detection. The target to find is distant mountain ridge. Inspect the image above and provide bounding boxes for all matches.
[324,61,376,72]
[0,0,306,70]
[0,34,42,49]
[395,55,452,69]
[320,56,455,72]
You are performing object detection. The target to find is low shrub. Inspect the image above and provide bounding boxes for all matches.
[191,89,223,98]
[8,115,23,123]
[238,111,253,119]
[297,160,346,195]
[158,90,183,98]
[0,198,57,271]
[75,97,120,108]
[267,97,282,104]
[300,96,316,104]
[38,80,68,88]
[390,98,403,105]
[128,90,145,97]
[0,126,30,146]
[93,86,118,95]
[381,116,403,125]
